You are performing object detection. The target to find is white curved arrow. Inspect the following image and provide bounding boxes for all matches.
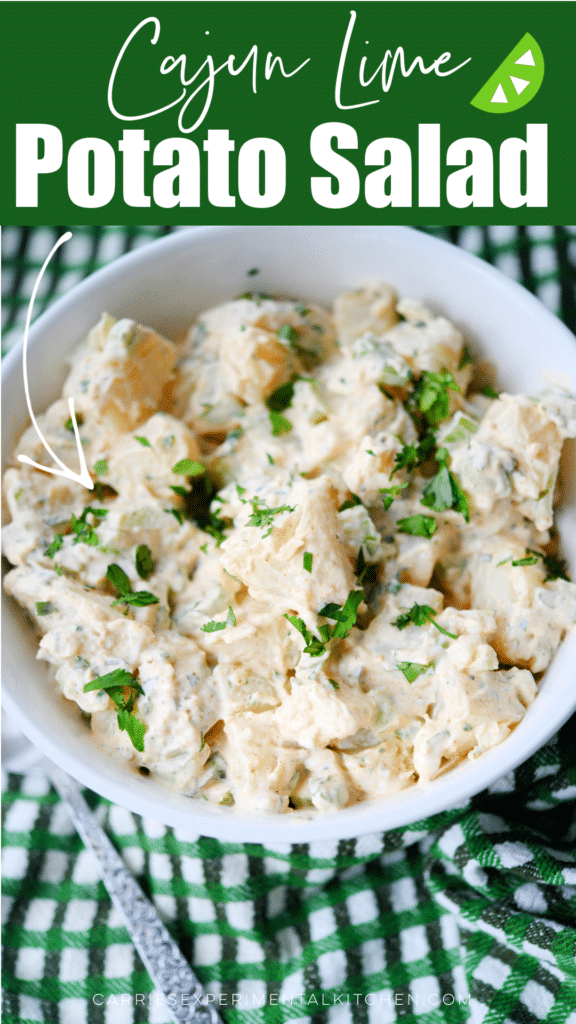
[17,232,94,490]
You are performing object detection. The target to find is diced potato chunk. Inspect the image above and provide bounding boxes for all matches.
[64,315,177,430]
[220,476,355,618]
[334,282,398,345]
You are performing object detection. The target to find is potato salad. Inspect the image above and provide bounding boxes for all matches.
[4,283,576,814]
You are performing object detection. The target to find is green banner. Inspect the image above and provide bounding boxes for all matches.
[1,1,574,224]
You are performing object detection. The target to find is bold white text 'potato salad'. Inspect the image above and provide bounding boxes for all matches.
[4,283,576,813]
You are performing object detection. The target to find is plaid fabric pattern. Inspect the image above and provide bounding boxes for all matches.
[2,226,576,1024]
[2,721,576,1024]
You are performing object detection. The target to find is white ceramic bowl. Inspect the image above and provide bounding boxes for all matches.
[3,226,576,843]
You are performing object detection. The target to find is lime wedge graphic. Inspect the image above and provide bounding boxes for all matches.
[471,33,544,113]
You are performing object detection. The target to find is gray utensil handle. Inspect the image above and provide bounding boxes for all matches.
[49,765,223,1024]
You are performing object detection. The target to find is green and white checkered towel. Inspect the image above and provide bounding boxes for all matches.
[2,226,576,1024]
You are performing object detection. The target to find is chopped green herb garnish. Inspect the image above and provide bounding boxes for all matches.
[303,552,313,573]
[201,605,236,633]
[542,552,569,582]
[319,589,364,640]
[83,668,146,752]
[266,377,300,413]
[397,514,437,538]
[517,549,568,581]
[396,661,432,683]
[329,679,340,691]
[45,533,64,558]
[205,510,228,546]
[412,370,460,426]
[339,494,362,512]
[35,601,56,616]
[458,346,474,370]
[295,304,311,317]
[112,590,159,607]
[247,498,295,537]
[498,550,541,568]
[172,459,206,477]
[83,667,140,694]
[421,451,469,522]
[379,482,408,509]
[236,291,274,303]
[65,413,84,432]
[201,619,227,633]
[70,507,108,547]
[106,562,132,593]
[135,544,154,580]
[392,602,457,639]
[70,518,98,546]
[285,594,363,655]
[276,323,316,360]
[220,791,234,806]
[266,453,275,465]
[200,732,205,751]
[443,418,478,444]
[269,410,293,436]
[200,543,208,554]
[94,459,108,476]
[118,714,146,751]
[390,434,435,479]
[54,564,63,576]
[170,485,189,497]
[284,615,327,657]
[134,436,151,447]
[420,464,453,513]
[107,563,159,607]
[481,385,500,399]
[317,603,348,623]
[366,450,376,456]
[277,323,299,345]
[166,508,184,525]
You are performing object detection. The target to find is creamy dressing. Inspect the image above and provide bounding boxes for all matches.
[4,285,576,814]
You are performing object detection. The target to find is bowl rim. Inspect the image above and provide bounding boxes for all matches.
[3,223,576,843]
[4,224,576,378]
